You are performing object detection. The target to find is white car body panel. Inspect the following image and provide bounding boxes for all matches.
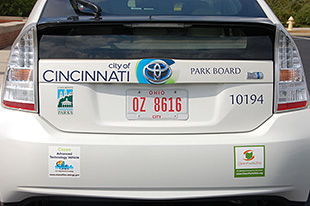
[0,106,310,203]
[39,83,273,133]
[1,0,310,205]
[39,59,273,133]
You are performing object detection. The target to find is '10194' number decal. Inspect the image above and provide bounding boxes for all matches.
[230,94,264,105]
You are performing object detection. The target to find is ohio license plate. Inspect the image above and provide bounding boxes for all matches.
[127,90,188,120]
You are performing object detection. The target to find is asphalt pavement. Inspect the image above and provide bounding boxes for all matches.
[293,36,310,89]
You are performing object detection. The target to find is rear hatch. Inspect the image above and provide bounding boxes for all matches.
[37,22,275,134]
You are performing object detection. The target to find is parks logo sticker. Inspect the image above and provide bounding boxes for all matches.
[57,87,73,115]
[234,145,265,178]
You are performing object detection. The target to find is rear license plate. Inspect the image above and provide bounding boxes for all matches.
[127,90,188,120]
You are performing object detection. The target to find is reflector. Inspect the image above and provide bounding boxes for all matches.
[8,68,32,81]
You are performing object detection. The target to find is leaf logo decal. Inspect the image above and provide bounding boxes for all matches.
[243,150,255,161]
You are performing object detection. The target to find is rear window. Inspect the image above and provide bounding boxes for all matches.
[38,24,274,60]
[41,0,267,18]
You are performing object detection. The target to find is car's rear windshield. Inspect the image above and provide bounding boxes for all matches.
[41,0,267,18]
[38,24,274,60]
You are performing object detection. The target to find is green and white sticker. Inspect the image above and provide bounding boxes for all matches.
[234,145,265,178]
[49,146,80,178]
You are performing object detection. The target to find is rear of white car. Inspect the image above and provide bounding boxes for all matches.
[0,0,310,205]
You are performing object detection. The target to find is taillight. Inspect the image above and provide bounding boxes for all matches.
[276,28,309,112]
[1,24,37,112]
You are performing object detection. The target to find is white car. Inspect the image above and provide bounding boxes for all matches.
[1,0,309,205]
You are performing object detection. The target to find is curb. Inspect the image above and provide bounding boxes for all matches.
[0,22,25,33]
[287,28,310,36]
[0,16,27,22]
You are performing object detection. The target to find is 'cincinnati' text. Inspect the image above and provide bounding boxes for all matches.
[43,70,130,82]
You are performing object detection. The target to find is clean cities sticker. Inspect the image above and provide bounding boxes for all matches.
[49,146,80,178]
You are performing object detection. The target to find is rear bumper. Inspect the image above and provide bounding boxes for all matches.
[0,106,310,204]
[3,196,309,206]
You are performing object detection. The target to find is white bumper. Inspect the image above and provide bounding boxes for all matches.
[0,106,309,203]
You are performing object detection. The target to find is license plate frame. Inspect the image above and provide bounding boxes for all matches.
[126,89,188,120]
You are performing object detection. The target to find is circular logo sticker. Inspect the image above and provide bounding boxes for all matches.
[243,150,255,161]
[142,60,172,84]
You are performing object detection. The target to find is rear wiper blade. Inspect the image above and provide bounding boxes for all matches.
[71,0,102,19]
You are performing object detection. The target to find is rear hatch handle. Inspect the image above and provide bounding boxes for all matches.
[70,0,102,19]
